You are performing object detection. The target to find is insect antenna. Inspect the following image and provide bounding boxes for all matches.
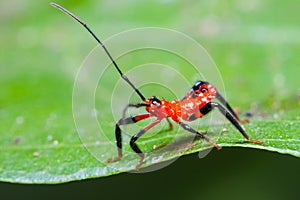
[50,3,146,101]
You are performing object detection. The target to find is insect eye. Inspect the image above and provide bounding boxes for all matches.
[150,96,161,105]
[153,100,159,105]
[200,88,208,93]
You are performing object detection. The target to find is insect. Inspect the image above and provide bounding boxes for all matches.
[51,3,263,170]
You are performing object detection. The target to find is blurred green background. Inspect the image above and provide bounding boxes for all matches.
[0,0,299,199]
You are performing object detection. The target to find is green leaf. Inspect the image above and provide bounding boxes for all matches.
[0,80,299,184]
[1,1,299,184]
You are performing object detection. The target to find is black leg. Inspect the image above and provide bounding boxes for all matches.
[200,102,263,144]
[177,121,221,150]
[122,103,149,119]
[107,103,149,163]
[216,92,249,123]
[121,103,149,144]
[107,113,151,163]
[130,119,162,170]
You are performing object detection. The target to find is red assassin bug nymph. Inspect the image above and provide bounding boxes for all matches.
[51,3,264,170]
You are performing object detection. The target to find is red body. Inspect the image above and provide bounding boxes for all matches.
[145,82,217,122]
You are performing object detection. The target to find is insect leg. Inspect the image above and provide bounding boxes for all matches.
[176,121,221,150]
[130,118,162,170]
[122,103,149,118]
[107,113,151,163]
[200,102,263,144]
[216,92,249,123]
[121,103,149,135]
